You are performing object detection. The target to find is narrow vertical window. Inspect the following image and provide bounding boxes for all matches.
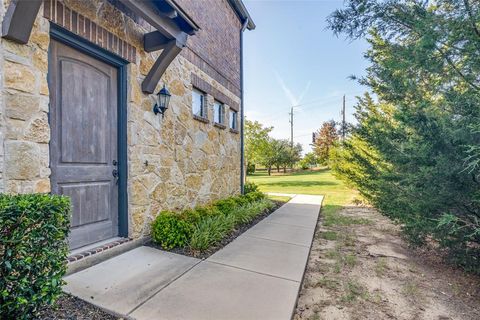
[229,109,238,130]
[192,88,206,118]
[214,101,224,124]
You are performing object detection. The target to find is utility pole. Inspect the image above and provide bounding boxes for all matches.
[289,106,294,147]
[341,94,346,141]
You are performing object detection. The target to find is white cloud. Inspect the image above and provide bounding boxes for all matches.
[274,71,311,107]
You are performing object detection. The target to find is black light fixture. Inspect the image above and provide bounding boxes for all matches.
[153,85,171,118]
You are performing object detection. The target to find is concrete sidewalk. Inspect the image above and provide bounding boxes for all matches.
[64,194,324,320]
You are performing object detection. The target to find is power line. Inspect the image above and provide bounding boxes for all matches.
[294,133,312,138]
[292,90,365,108]
[257,91,364,122]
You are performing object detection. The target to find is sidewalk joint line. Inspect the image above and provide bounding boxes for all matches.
[243,234,310,248]
[205,260,300,283]
[262,219,317,228]
[263,220,317,228]
[126,259,203,316]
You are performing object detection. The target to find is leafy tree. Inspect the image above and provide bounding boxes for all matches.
[299,152,319,170]
[313,120,339,164]
[328,0,480,272]
[257,139,302,175]
[245,120,273,173]
[258,138,281,176]
[273,139,291,173]
[275,142,302,172]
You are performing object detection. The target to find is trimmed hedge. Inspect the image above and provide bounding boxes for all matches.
[151,191,270,251]
[0,194,71,319]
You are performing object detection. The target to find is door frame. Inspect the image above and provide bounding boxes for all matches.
[49,23,129,238]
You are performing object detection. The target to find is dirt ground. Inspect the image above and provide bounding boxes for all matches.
[294,205,480,320]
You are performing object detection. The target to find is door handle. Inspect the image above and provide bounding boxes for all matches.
[112,169,119,185]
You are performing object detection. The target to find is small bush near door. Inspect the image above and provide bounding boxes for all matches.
[151,190,272,251]
[0,194,71,319]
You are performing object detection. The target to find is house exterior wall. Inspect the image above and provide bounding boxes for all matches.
[0,0,242,239]
[176,0,242,97]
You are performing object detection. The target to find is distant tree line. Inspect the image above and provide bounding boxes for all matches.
[245,120,302,175]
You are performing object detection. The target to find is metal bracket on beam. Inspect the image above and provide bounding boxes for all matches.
[1,0,42,44]
[142,38,186,94]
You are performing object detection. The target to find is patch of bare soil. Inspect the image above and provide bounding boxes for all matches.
[35,293,121,320]
[294,205,480,320]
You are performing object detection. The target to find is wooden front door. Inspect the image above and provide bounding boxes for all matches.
[49,39,119,250]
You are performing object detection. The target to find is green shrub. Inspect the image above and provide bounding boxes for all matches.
[189,214,236,251]
[230,199,275,225]
[151,211,193,250]
[190,199,275,251]
[151,191,272,253]
[214,198,238,215]
[0,194,71,319]
[245,191,265,202]
[246,163,256,175]
[232,195,250,207]
[244,181,259,194]
[190,205,222,220]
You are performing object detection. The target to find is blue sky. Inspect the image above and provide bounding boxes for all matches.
[243,0,370,154]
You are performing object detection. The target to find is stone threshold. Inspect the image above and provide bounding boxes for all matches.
[68,237,133,263]
[66,237,148,276]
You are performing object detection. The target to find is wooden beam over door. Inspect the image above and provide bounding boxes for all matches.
[1,0,42,44]
[117,0,193,93]
[117,0,185,40]
[142,39,184,94]
[144,31,173,53]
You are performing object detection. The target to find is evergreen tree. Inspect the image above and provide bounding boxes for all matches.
[328,0,480,272]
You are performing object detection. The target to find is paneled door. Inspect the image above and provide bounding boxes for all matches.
[49,39,119,250]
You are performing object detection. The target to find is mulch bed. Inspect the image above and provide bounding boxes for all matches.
[35,293,121,320]
[148,199,286,259]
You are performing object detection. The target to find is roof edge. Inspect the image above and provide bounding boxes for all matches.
[228,0,255,30]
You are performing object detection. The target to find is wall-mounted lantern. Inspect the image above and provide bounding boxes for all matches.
[153,85,171,118]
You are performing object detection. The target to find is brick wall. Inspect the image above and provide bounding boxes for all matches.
[176,0,242,97]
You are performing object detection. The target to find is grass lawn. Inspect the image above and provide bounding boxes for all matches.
[247,168,358,219]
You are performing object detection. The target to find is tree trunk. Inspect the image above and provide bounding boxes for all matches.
[268,166,271,176]
[283,166,286,173]
[276,165,280,172]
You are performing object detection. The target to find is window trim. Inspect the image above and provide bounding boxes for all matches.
[213,100,225,125]
[192,87,207,120]
[229,108,238,131]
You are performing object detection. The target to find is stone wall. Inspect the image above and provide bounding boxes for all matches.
[0,0,52,194]
[0,0,242,239]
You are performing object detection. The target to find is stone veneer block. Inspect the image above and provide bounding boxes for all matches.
[4,141,41,180]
